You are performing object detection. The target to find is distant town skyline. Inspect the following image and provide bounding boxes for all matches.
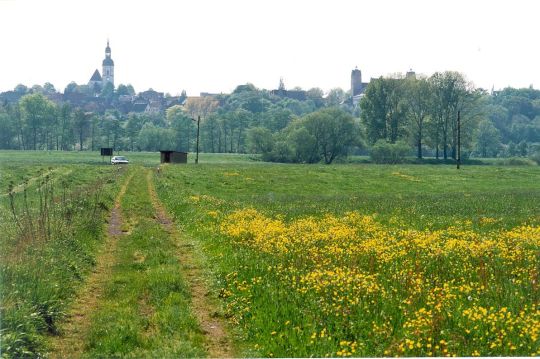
[1,0,539,96]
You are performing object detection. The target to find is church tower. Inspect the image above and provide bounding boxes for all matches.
[102,40,114,87]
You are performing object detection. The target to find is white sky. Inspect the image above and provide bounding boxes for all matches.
[0,0,538,96]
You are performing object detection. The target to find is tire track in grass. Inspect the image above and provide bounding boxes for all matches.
[0,168,73,198]
[146,169,235,358]
[48,172,134,358]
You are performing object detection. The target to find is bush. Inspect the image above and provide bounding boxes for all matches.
[262,141,294,163]
[370,140,410,164]
[499,157,536,166]
[530,151,540,165]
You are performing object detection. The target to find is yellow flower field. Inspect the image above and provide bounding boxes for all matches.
[220,209,540,356]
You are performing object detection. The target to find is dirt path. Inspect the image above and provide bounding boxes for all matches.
[146,169,234,358]
[48,172,134,359]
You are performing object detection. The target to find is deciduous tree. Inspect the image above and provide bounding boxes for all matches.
[19,93,56,150]
[360,77,407,144]
[474,119,501,157]
[404,76,431,159]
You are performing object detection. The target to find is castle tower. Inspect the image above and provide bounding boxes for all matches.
[351,67,363,97]
[102,40,114,87]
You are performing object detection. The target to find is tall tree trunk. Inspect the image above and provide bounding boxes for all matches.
[33,126,37,150]
[222,128,226,153]
[443,131,448,159]
[18,131,24,150]
[237,129,242,153]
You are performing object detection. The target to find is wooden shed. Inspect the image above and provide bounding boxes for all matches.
[160,151,188,164]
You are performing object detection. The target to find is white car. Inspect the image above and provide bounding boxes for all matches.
[111,156,129,164]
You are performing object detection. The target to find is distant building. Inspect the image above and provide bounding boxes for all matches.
[146,101,162,114]
[200,92,220,97]
[139,89,164,103]
[406,69,416,79]
[166,96,184,108]
[271,89,306,101]
[88,70,102,92]
[102,41,114,86]
[351,67,369,107]
[160,151,188,164]
[131,102,149,113]
[270,78,307,101]
[88,40,115,91]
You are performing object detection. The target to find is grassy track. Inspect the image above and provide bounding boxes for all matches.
[147,169,234,357]
[54,167,212,357]
[48,171,134,357]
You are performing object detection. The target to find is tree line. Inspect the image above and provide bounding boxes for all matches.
[360,71,540,161]
[0,74,539,163]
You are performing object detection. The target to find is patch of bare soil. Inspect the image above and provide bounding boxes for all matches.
[146,169,234,358]
[48,173,134,359]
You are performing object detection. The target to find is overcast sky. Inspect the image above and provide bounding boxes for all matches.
[0,0,538,96]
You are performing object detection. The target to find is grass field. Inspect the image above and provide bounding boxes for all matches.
[155,161,540,357]
[1,151,539,357]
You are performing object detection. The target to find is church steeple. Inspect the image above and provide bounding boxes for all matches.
[102,39,114,87]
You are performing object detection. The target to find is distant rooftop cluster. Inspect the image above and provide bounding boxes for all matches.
[0,40,416,114]
[0,41,188,115]
[0,86,188,116]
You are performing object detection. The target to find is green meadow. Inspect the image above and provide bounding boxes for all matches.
[154,160,540,357]
[1,151,539,357]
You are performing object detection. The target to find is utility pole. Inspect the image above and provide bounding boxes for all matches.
[191,116,201,164]
[196,115,200,164]
[457,110,461,170]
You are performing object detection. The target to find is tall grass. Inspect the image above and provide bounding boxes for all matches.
[0,165,122,357]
